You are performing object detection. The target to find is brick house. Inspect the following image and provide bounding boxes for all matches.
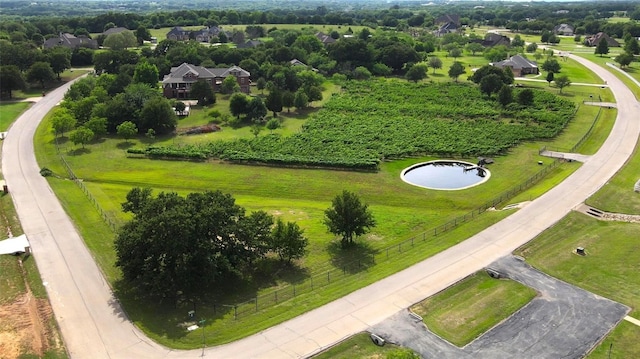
[584,32,620,47]
[162,63,250,99]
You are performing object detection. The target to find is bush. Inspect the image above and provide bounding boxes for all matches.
[40,167,53,177]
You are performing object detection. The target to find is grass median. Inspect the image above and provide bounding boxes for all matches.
[411,271,536,347]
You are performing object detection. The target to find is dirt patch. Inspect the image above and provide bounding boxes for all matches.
[0,259,60,359]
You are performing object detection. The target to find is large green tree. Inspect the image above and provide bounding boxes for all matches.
[115,189,274,299]
[406,64,427,83]
[269,219,308,263]
[0,65,26,99]
[139,97,177,135]
[190,80,215,105]
[229,92,249,119]
[46,47,72,80]
[323,190,376,248]
[51,108,77,137]
[69,126,94,148]
[595,39,609,57]
[133,61,159,87]
[27,62,55,89]
[448,62,465,82]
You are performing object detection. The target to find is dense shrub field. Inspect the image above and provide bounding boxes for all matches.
[130,80,575,169]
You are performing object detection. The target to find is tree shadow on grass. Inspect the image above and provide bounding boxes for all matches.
[51,136,69,145]
[327,240,379,274]
[67,148,90,156]
[112,279,234,340]
[116,141,135,150]
[251,257,310,286]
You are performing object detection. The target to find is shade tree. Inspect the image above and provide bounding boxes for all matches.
[323,190,376,248]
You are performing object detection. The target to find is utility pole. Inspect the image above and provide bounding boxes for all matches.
[200,319,206,357]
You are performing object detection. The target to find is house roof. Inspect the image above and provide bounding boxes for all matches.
[103,27,129,36]
[44,33,97,49]
[554,23,574,31]
[493,54,538,70]
[162,63,250,84]
[237,40,262,48]
[315,32,336,44]
[435,14,460,26]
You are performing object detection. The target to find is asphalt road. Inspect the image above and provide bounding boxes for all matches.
[371,256,629,358]
[2,54,639,359]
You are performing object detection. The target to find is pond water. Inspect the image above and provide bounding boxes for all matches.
[401,160,491,190]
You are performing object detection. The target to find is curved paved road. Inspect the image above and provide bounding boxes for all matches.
[2,55,639,359]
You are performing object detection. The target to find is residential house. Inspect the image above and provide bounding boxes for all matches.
[434,14,461,27]
[102,27,130,36]
[237,40,262,49]
[584,32,620,47]
[433,22,459,37]
[316,32,336,46]
[290,59,318,72]
[43,33,98,49]
[469,33,511,48]
[491,54,539,77]
[553,24,574,36]
[166,27,191,41]
[193,26,223,42]
[162,63,251,99]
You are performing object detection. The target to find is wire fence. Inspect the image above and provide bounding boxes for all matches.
[54,138,117,232]
[52,100,601,320]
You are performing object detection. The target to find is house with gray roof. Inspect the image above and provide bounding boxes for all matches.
[162,63,250,99]
[44,33,98,50]
[166,27,191,41]
[553,24,574,36]
[491,54,538,77]
[584,32,620,47]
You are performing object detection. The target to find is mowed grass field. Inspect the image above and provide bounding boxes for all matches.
[411,271,536,347]
[32,72,613,347]
[28,37,622,348]
[0,102,30,132]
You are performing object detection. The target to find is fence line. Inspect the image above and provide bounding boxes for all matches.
[54,138,117,232]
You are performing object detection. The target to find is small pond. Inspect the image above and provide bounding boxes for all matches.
[401,160,491,190]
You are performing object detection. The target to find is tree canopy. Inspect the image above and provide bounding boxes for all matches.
[115,188,308,298]
[324,190,376,248]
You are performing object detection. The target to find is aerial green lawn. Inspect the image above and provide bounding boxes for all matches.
[0,102,30,132]
[310,332,406,359]
[32,55,614,348]
[411,271,536,347]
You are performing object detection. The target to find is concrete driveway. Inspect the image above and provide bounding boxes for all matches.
[2,53,639,359]
[371,256,629,359]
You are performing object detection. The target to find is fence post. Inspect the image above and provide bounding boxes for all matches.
[275,290,278,303]
[255,298,258,312]
[327,271,330,283]
[234,306,237,320]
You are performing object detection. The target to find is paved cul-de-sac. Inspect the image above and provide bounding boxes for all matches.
[371,256,629,359]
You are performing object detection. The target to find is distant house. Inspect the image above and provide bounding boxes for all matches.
[162,63,251,99]
[237,40,263,49]
[434,14,461,27]
[584,32,620,47]
[315,32,336,45]
[434,22,459,37]
[43,33,98,49]
[166,27,191,41]
[290,59,318,72]
[553,24,574,36]
[470,33,511,48]
[102,27,130,36]
[193,26,223,42]
[491,54,539,77]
